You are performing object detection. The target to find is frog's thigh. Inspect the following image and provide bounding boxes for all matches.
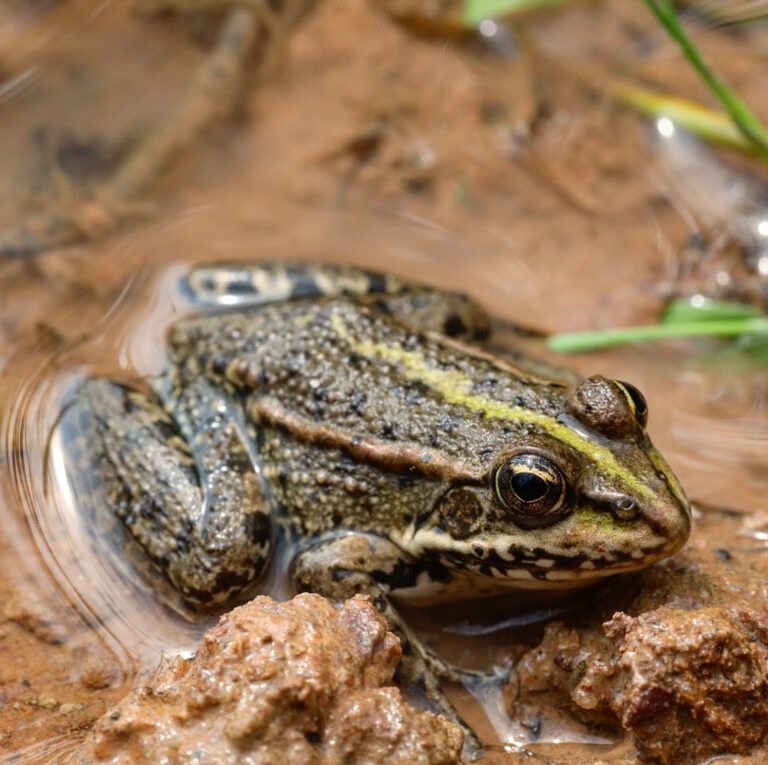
[370,288,492,341]
[70,378,271,605]
[183,260,406,308]
[292,533,482,754]
[182,260,492,341]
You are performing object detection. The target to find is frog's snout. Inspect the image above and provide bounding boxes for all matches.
[646,490,692,554]
[616,488,691,569]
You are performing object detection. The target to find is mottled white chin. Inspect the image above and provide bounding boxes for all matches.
[390,566,599,604]
[391,556,666,604]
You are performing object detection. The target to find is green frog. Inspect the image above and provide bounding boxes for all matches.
[66,261,691,754]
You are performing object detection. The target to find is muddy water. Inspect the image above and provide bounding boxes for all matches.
[2,0,768,762]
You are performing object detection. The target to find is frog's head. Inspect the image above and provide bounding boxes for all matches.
[407,376,691,588]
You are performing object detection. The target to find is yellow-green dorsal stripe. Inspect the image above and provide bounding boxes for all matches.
[331,313,654,500]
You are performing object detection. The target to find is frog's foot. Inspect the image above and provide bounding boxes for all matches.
[432,659,489,685]
[64,377,272,606]
[292,532,484,759]
[182,260,492,341]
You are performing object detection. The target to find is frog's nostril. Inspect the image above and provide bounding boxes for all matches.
[614,497,638,521]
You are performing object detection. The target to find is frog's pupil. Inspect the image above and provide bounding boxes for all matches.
[511,471,548,503]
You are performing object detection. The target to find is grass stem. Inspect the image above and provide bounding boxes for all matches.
[643,0,768,161]
[548,318,768,353]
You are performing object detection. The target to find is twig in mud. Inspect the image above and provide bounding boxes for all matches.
[107,8,259,203]
[0,2,311,260]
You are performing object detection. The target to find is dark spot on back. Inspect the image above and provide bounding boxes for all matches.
[200,276,216,292]
[366,272,388,294]
[244,511,271,542]
[290,274,321,299]
[443,313,467,337]
[227,279,258,295]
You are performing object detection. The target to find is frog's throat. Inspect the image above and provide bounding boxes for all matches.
[330,313,654,501]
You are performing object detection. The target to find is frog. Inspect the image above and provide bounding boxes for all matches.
[63,260,691,756]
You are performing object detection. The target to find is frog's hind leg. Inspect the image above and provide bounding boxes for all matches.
[182,260,406,309]
[292,532,483,759]
[368,288,492,341]
[65,378,271,606]
[183,260,492,341]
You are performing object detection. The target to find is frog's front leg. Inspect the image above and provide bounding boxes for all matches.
[68,377,272,606]
[292,532,483,757]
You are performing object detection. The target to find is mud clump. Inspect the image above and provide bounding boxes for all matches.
[69,593,463,765]
[507,550,768,763]
[4,589,75,645]
[606,605,768,763]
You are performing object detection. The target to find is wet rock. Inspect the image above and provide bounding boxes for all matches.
[605,605,768,764]
[78,658,120,691]
[505,620,620,736]
[507,550,768,763]
[69,593,463,765]
[31,696,59,710]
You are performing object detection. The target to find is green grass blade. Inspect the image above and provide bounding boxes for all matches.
[613,83,761,156]
[643,0,768,161]
[548,317,768,353]
[661,297,763,324]
[464,0,567,26]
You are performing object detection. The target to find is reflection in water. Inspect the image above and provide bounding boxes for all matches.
[0,734,80,765]
[464,671,614,749]
[1,269,206,690]
[445,605,574,636]
[4,264,300,674]
[650,120,768,304]
[0,267,204,763]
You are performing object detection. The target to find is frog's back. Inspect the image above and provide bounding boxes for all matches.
[169,298,571,478]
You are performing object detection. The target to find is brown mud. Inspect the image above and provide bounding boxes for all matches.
[68,594,464,765]
[2,1,768,763]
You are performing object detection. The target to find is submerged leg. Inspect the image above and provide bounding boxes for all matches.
[67,377,271,605]
[292,532,483,758]
[182,260,492,341]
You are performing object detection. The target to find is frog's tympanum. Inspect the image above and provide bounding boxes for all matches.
[67,262,690,754]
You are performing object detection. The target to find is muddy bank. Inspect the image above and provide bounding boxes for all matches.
[58,539,768,765]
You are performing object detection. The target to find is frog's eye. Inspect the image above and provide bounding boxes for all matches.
[493,454,566,518]
[614,380,648,428]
